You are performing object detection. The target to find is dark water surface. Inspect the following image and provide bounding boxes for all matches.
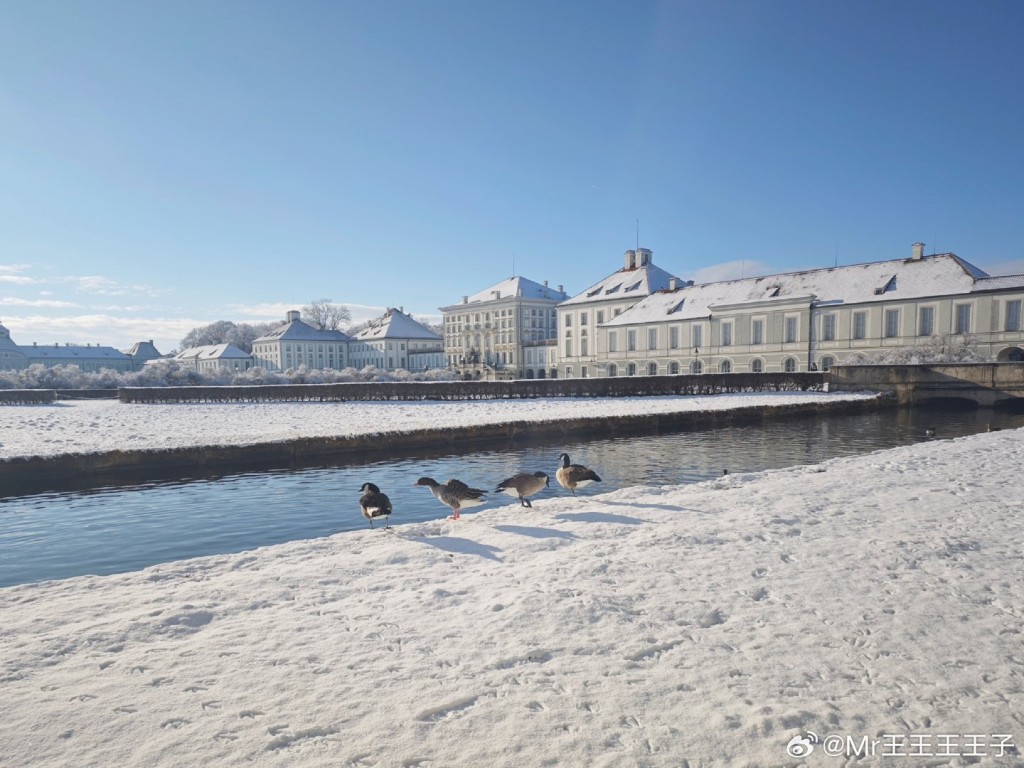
[1,407,1020,587]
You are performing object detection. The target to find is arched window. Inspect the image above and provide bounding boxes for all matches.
[719,360,732,373]
[627,362,637,376]
[783,357,798,372]
[607,363,618,377]
[691,360,703,375]
[820,356,835,371]
[669,361,680,375]
[751,358,764,373]
[647,362,658,376]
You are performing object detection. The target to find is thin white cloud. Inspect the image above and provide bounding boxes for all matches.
[1,297,79,308]
[3,314,211,354]
[63,275,169,298]
[689,260,774,285]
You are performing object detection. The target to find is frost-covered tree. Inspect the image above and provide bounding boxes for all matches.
[301,299,352,331]
[843,334,985,365]
[179,320,276,353]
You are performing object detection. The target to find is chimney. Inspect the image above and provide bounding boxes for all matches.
[558,284,564,294]
[286,310,300,322]
[624,249,636,269]
[637,247,653,266]
[492,291,500,300]
[544,280,549,287]
[669,277,678,290]
[911,242,925,261]
[462,296,468,304]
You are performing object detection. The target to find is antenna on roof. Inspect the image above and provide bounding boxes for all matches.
[834,245,838,268]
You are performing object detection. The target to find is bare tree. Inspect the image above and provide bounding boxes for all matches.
[302,298,352,331]
[179,320,277,354]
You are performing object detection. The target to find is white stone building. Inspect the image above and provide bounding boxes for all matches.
[440,276,568,380]
[172,344,254,373]
[350,308,445,372]
[594,244,1024,377]
[251,311,351,371]
[557,248,683,379]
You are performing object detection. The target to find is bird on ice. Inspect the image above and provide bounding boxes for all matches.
[414,477,487,520]
[495,471,550,508]
[359,482,393,529]
[555,453,602,496]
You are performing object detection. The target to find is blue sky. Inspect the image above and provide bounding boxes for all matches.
[2,0,1023,352]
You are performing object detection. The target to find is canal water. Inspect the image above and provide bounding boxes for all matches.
[1,407,1020,587]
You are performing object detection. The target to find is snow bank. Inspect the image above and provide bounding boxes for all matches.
[0,391,876,459]
[2,428,1022,766]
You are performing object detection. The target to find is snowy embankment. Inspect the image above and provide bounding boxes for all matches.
[0,391,876,459]
[2,429,1022,767]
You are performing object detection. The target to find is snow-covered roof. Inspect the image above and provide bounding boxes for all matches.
[174,344,252,361]
[604,253,992,326]
[446,276,569,308]
[21,344,131,361]
[123,340,163,359]
[559,261,681,307]
[354,309,441,342]
[973,275,1024,291]
[253,318,351,343]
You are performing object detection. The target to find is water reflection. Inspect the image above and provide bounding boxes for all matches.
[1,407,1020,587]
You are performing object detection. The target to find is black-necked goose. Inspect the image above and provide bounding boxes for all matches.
[415,477,487,520]
[555,453,601,495]
[495,471,549,507]
[359,482,393,529]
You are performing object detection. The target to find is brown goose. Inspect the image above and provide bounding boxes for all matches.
[415,477,487,520]
[495,471,549,508]
[359,482,393,529]
[555,453,601,495]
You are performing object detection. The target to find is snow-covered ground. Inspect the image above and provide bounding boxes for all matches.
[2,425,1022,767]
[0,391,875,459]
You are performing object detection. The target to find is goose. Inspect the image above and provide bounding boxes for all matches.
[495,471,549,507]
[924,427,936,438]
[359,482,393,529]
[555,453,602,495]
[414,477,487,520]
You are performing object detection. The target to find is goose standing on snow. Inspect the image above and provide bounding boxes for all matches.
[359,482,393,529]
[555,453,602,496]
[495,471,549,507]
[415,477,487,520]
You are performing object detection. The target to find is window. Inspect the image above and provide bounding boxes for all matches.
[607,363,617,377]
[853,311,867,340]
[648,328,658,350]
[581,312,588,326]
[692,325,703,349]
[627,330,637,351]
[564,314,572,327]
[719,360,732,373]
[783,357,797,373]
[581,366,589,378]
[751,319,763,345]
[690,360,703,374]
[884,309,900,338]
[822,314,836,341]
[608,332,618,353]
[955,304,971,334]
[669,326,679,349]
[1007,300,1022,331]
[565,366,573,378]
[669,361,680,374]
[564,339,572,357]
[597,310,605,324]
[820,355,835,371]
[647,362,658,376]
[751,358,764,373]
[784,316,798,343]
[919,306,935,337]
[580,337,588,356]
[627,362,637,376]
[721,321,733,346]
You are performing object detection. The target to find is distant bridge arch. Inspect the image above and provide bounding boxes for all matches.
[830,363,1024,407]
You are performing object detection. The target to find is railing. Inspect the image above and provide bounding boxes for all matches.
[118,372,826,404]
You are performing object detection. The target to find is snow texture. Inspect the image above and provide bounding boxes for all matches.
[0,391,874,460]
[1,428,1022,766]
